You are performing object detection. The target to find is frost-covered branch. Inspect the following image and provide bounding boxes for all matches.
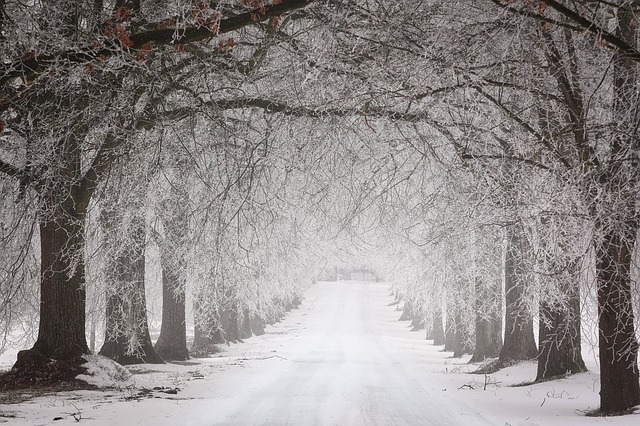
[460,153,551,171]
[0,0,315,89]
[471,85,573,170]
[488,0,640,61]
[0,158,23,178]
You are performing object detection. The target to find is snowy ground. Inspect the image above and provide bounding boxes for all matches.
[1,281,639,425]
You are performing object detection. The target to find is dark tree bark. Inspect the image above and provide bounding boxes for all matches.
[536,257,586,381]
[592,5,640,414]
[452,310,473,358]
[154,184,189,361]
[0,0,5,40]
[154,268,189,361]
[4,2,150,378]
[432,307,445,346]
[12,140,90,374]
[191,299,225,357]
[240,310,253,340]
[595,227,640,413]
[443,307,456,352]
[14,211,89,369]
[470,276,502,363]
[498,224,537,365]
[99,214,163,365]
[220,306,254,343]
[222,309,240,343]
[250,316,266,336]
[533,32,587,381]
[534,7,635,410]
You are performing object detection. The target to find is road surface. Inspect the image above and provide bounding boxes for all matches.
[183,281,491,426]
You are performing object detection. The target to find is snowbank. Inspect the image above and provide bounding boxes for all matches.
[76,354,133,388]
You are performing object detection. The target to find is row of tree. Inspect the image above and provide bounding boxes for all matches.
[353,0,640,415]
[1,0,639,416]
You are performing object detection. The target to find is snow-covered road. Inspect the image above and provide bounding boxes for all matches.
[182,281,490,426]
[5,280,636,425]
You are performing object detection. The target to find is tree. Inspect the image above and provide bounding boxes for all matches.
[98,168,163,365]
[483,0,640,413]
[432,308,445,346]
[594,3,640,412]
[469,231,503,363]
[153,166,191,361]
[0,0,316,382]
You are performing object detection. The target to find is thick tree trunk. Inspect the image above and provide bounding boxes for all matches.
[593,5,640,414]
[154,188,189,361]
[222,309,241,342]
[498,224,537,365]
[452,311,473,358]
[536,260,586,381]
[239,310,253,340]
[14,216,90,370]
[99,214,163,365]
[250,316,266,336]
[596,228,640,413]
[432,307,445,346]
[443,308,456,352]
[537,299,586,380]
[470,277,502,363]
[154,268,189,361]
[191,299,225,357]
[12,142,90,376]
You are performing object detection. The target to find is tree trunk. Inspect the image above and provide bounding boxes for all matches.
[99,214,163,365]
[250,316,266,336]
[498,224,537,365]
[240,310,253,340]
[444,308,456,352]
[470,276,502,363]
[14,216,90,370]
[154,267,189,361]
[411,314,425,332]
[536,260,586,381]
[593,4,640,414]
[399,299,414,321]
[596,228,640,413]
[432,307,445,346]
[452,310,473,358]
[12,142,90,375]
[191,299,225,357]
[222,309,240,342]
[154,187,190,361]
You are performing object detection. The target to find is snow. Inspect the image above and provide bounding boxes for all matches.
[1,281,639,425]
[76,354,132,388]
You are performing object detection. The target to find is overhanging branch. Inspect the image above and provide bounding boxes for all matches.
[0,0,315,87]
[488,0,640,61]
[0,158,23,178]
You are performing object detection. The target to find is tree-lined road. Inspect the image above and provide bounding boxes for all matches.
[181,281,490,426]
